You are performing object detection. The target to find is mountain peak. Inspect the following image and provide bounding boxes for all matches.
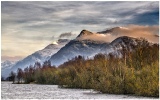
[77,29,94,38]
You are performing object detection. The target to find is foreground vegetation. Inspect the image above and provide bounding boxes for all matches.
[9,40,159,97]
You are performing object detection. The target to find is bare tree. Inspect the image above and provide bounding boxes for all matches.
[17,68,23,83]
[9,71,16,83]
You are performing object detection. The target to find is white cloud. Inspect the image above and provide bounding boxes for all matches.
[53,9,74,19]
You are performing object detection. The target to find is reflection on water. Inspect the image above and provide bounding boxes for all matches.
[1,82,153,99]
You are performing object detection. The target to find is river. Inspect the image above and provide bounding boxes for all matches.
[1,82,154,99]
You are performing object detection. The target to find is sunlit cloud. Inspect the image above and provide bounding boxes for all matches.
[78,25,159,43]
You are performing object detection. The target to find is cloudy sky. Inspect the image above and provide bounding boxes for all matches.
[1,1,159,61]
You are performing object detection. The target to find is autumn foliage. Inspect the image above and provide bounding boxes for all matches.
[12,39,159,97]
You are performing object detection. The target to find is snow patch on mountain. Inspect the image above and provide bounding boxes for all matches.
[1,60,15,69]
[2,39,70,78]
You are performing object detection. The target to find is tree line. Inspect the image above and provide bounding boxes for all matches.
[8,39,159,97]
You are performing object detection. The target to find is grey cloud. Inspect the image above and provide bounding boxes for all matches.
[1,1,159,58]
[131,10,159,25]
[58,32,77,40]
[59,32,72,38]
[2,1,158,32]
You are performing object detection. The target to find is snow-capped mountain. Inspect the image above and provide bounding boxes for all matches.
[1,39,69,78]
[1,60,16,78]
[49,30,150,66]
[1,60,15,69]
[2,27,158,78]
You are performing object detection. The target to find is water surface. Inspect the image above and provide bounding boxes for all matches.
[1,82,153,99]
